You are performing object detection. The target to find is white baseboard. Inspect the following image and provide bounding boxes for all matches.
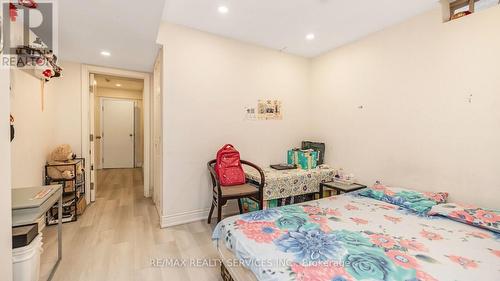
[160,202,240,228]
[161,209,210,228]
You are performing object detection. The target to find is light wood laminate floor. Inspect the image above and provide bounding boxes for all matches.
[40,168,221,281]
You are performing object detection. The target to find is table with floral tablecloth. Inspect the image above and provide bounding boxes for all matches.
[244,166,336,201]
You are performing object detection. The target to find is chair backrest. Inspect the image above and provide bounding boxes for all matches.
[207,159,218,187]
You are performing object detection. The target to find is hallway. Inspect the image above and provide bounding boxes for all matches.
[40,169,221,281]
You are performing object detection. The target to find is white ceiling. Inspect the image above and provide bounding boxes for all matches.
[163,0,440,58]
[58,0,166,72]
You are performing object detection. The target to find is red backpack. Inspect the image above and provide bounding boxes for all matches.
[215,144,246,186]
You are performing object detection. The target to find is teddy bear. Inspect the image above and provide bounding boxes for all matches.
[46,144,82,180]
[50,144,74,161]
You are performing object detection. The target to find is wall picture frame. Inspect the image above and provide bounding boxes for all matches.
[257,99,282,120]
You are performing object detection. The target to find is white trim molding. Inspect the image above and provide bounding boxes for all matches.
[161,209,210,228]
[160,208,240,228]
[81,64,152,204]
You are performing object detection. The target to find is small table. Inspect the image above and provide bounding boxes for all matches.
[245,166,336,201]
[12,185,63,281]
[319,181,367,198]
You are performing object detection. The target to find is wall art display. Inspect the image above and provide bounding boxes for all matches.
[257,99,282,120]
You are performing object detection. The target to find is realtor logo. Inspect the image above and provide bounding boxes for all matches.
[2,0,58,69]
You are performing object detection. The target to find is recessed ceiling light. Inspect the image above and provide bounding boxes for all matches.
[116,83,122,87]
[100,51,111,56]
[218,6,229,14]
[306,34,315,41]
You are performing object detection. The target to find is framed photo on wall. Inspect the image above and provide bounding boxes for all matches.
[257,99,282,120]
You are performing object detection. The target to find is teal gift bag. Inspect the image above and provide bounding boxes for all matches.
[298,150,309,170]
[287,150,295,165]
[311,150,318,168]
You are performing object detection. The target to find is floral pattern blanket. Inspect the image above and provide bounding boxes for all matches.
[213,194,500,281]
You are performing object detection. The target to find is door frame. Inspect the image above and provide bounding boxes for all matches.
[152,50,163,218]
[81,65,152,203]
[100,98,136,169]
[89,73,96,201]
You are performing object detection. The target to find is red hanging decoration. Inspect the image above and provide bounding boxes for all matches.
[42,69,53,78]
[10,0,39,21]
[9,3,18,21]
[18,0,38,9]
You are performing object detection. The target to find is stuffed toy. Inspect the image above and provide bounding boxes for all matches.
[46,163,76,180]
[50,144,74,161]
[61,170,74,179]
[46,144,83,180]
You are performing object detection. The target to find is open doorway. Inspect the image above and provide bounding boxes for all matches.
[88,73,145,202]
[93,75,144,170]
[88,74,145,201]
[88,74,145,204]
[81,65,152,204]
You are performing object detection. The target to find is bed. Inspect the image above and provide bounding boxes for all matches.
[213,192,500,281]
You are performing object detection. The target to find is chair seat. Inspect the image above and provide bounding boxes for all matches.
[221,184,259,197]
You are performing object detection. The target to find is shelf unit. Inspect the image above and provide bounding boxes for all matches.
[44,158,86,225]
[441,0,499,22]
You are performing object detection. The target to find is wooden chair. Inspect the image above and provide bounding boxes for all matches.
[207,159,265,224]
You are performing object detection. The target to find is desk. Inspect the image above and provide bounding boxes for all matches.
[12,185,62,281]
[245,166,336,201]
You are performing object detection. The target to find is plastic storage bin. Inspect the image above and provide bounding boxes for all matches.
[13,233,43,281]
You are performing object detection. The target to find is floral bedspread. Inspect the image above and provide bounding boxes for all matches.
[213,194,500,281]
[245,167,336,200]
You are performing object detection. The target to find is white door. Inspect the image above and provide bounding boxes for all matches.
[89,74,97,202]
[102,99,135,168]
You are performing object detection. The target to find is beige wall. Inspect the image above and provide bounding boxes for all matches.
[10,62,82,188]
[8,5,499,234]
[49,62,83,154]
[310,6,500,209]
[94,87,144,168]
[10,60,148,187]
[10,70,55,187]
[158,7,500,225]
[7,61,81,281]
[0,68,12,281]
[158,23,311,225]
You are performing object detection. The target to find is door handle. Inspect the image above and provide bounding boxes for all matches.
[129,134,133,137]
[96,136,102,139]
